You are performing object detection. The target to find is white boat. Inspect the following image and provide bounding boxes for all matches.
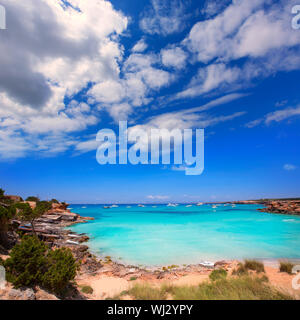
[212,205,217,209]
[66,240,79,245]
[126,206,131,208]
[152,206,157,208]
[167,203,178,207]
[196,202,203,206]
[186,205,192,207]
[111,205,119,208]
[81,206,87,208]
[200,261,214,268]
[138,204,145,207]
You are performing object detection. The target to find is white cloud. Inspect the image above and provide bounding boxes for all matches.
[0,0,129,158]
[283,164,297,171]
[132,38,148,53]
[87,52,174,123]
[185,0,300,63]
[127,94,246,154]
[140,0,188,36]
[245,119,263,128]
[161,47,188,69]
[177,63,241,98]
[201,0,231,18]
[245,105,300,128]
[147,195,170,200]
[89,80,126,104]
[75,138,99,154]
[265,106,300,124]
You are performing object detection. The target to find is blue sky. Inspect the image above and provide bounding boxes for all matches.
[0,0,300,203]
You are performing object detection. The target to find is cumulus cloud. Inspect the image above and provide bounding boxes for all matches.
[184,0,300,63]
[88,52,174,122]
[161,47,188,69]
[140,0,188,36]
[0,0,129,158]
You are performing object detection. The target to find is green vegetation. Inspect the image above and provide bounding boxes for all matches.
[209,268,227,281]
[50,199,59,204]
[4,235,48,288]
[125,276,292,300]
[0,189,17,246]
[232,263,249,276]
[80,285,94,294]
[15,201,52,235]
[232,260,265,276]
[127,283,168,300]
[4,236,77,295]
[130,276,137,281]
[244,260,265,273]
[164,276,290,300]
[40,247,77,294]
[25,196,40,202]
[279,261,295,274]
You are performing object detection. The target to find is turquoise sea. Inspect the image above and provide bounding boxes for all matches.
[69,204,300,266]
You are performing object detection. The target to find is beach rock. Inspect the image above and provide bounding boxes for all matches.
[23,288,35,300]
[214,260,228,267]
[156,271,169,279]
[7,289,23,299]
[78,235,89,243]
[7,288,35,300]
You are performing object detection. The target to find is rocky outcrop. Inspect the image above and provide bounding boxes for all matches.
[258,200,300,215]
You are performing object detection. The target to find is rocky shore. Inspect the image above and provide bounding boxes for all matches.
[257,200,300,216]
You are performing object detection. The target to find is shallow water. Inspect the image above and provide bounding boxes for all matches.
[69,204,300,266]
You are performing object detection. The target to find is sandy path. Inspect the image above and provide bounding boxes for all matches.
[77,273,210,299]
[77,275,130,300]
[77,266,300,300]
[264,266,300,298]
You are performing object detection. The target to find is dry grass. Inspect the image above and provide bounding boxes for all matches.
[279,261,295,274]
[125,275,292,300]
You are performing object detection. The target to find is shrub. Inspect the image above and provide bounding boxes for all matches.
[4,236,77,295]
[40,247,77,295]
[130,277,137,281]
[244,260,265,273]
[209,268,227,281]
[4,235,47,288]
[25,196,40,202]
[279,261,294,274]
[80,285,93,294]
[50,199,59,204]
[16,201,52,235]
[232,263,248,276]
